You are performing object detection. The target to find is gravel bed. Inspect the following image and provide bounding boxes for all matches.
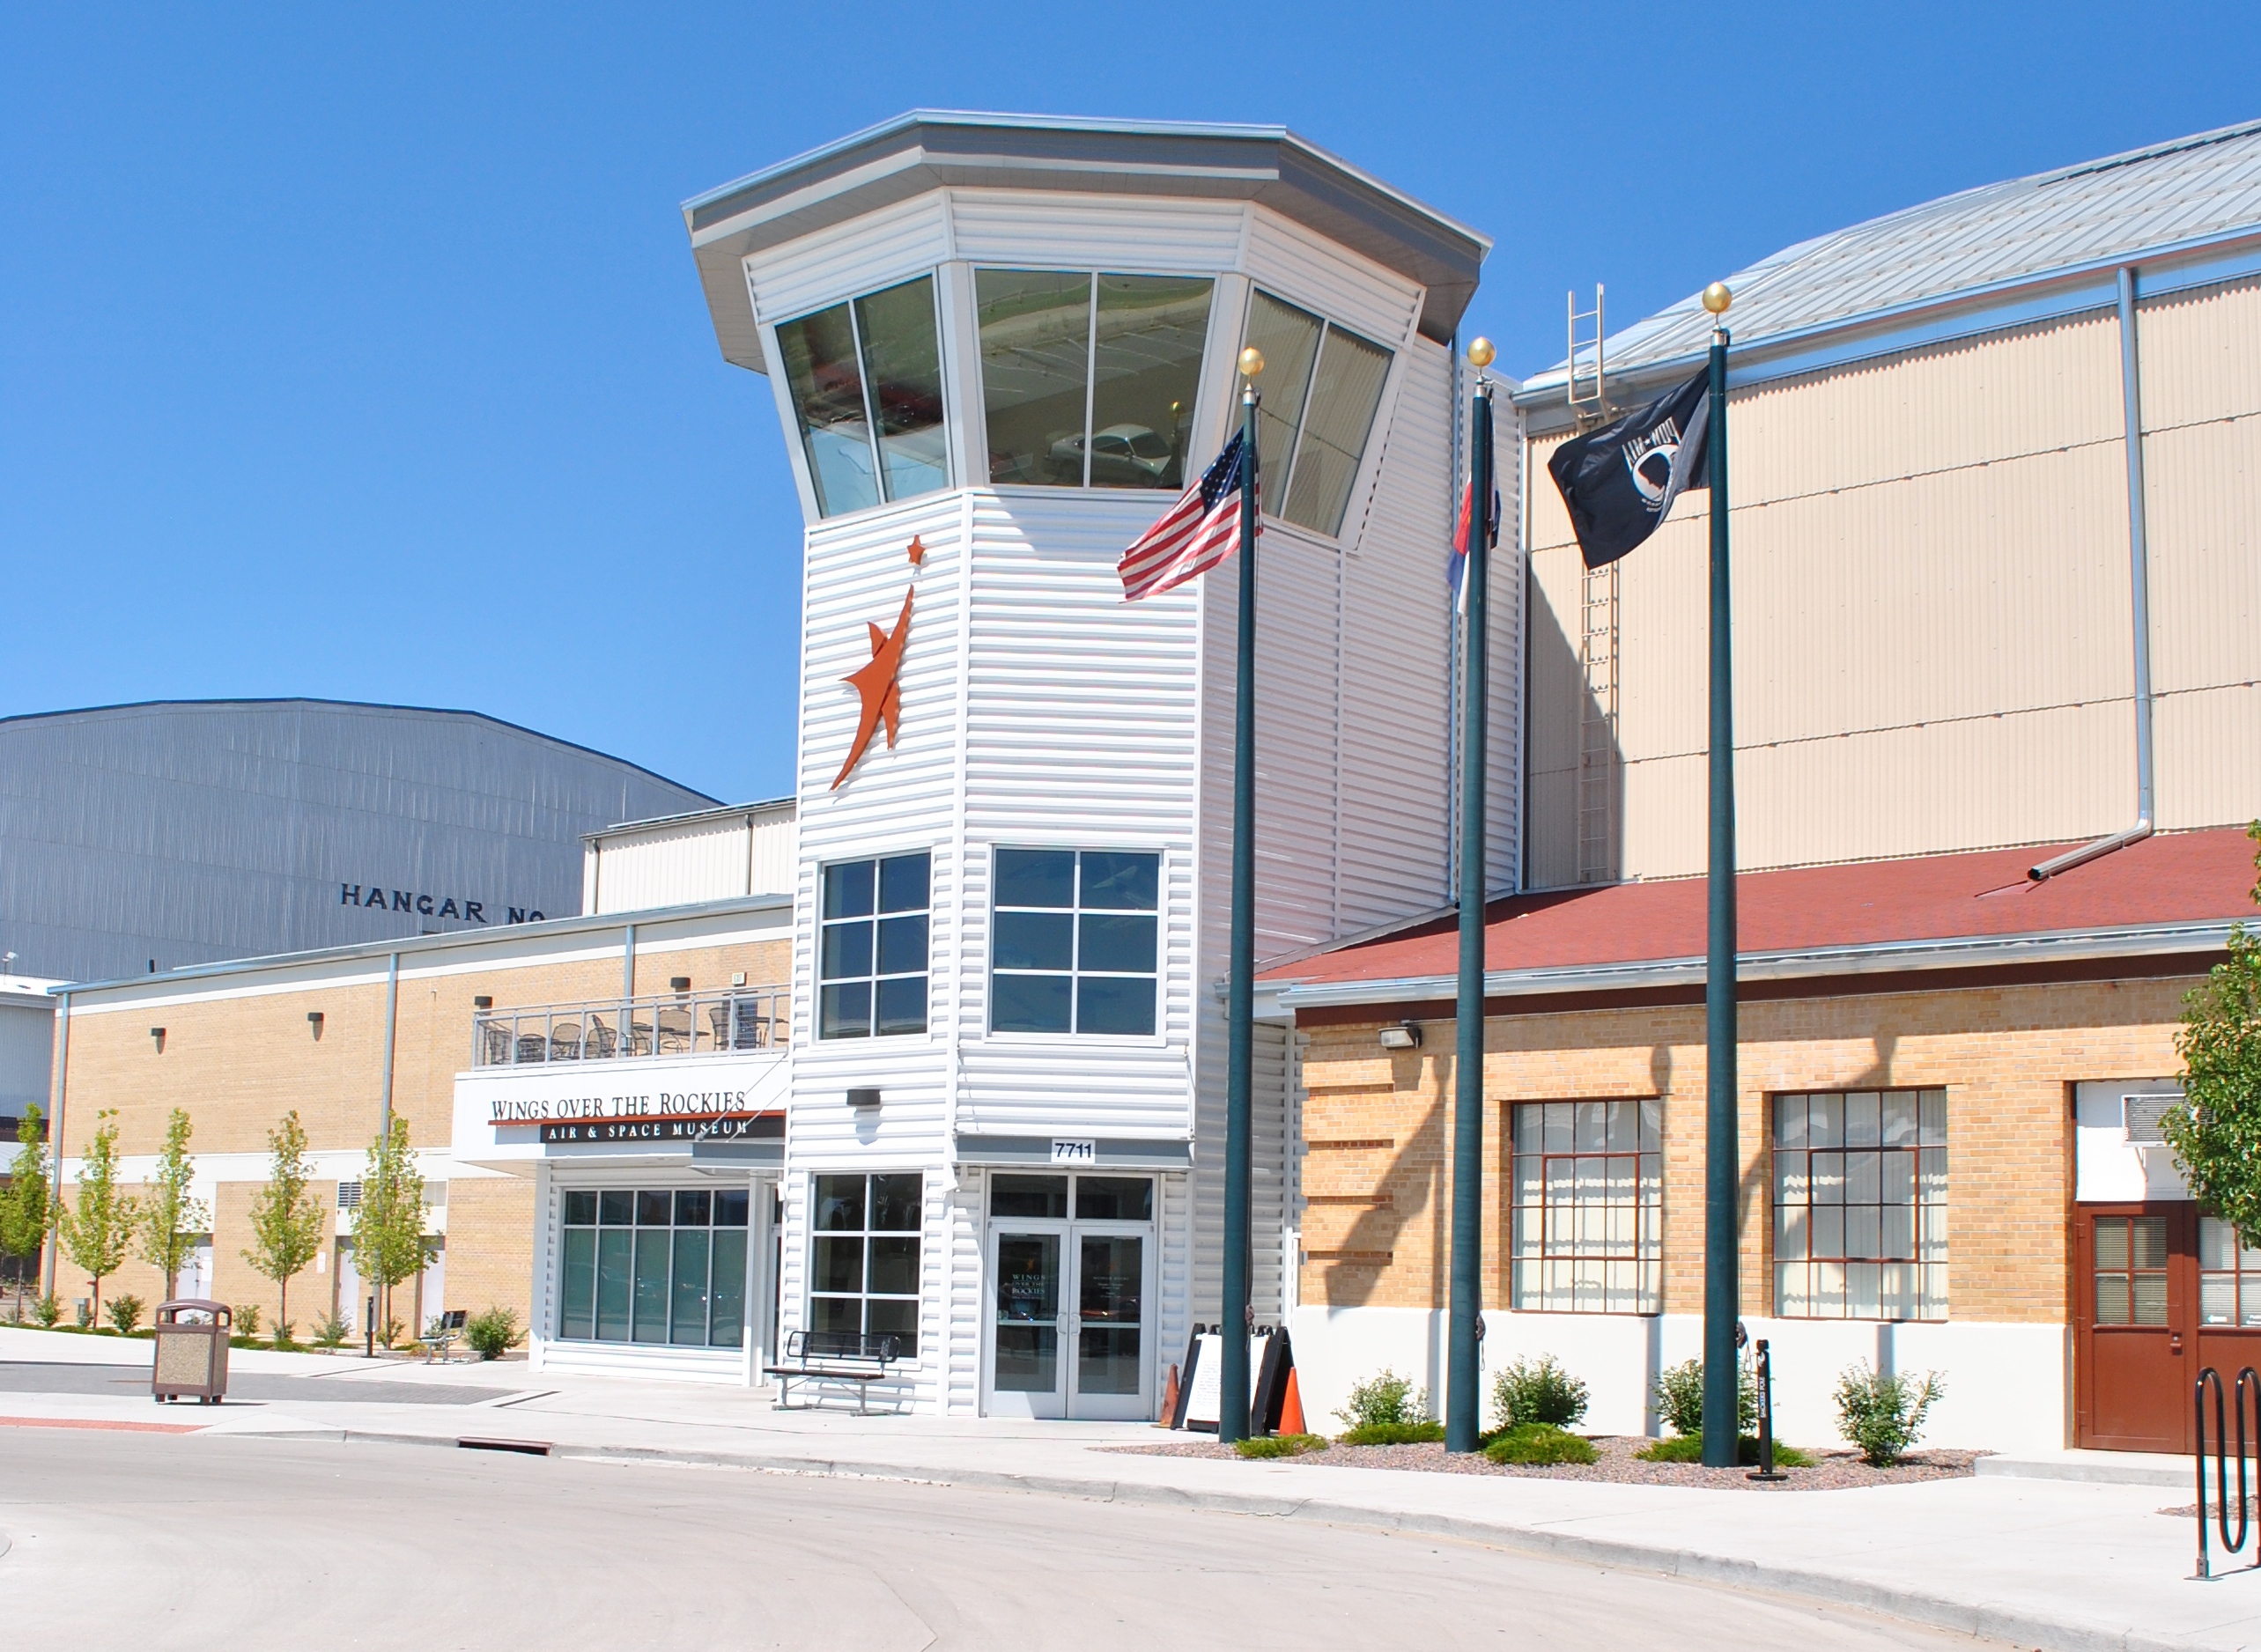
[1108,1434,1984,1490]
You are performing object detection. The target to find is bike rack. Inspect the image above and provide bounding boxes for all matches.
[1748,1339,1788,1482]
[2194,1365,2261,1580]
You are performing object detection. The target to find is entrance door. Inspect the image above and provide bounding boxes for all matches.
[983,1174,1156,1420]
[2075,1205,2187,1450]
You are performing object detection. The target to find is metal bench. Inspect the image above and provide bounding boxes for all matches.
[763,1329,901,1412]
[419,1308,468,1362]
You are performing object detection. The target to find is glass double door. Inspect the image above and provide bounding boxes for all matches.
[988,1224,1150,1420]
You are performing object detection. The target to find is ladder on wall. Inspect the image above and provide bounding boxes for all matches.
[1567,284,1609,426]
[1577,561,1619,884]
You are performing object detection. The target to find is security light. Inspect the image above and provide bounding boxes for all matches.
[670,977,691,992]
[846,1088,882,1110]
[473,996,492,1009]
[1378,1022,1422,1051]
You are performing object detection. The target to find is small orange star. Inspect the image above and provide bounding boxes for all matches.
[906,535,926,566]
[831,586,913,791]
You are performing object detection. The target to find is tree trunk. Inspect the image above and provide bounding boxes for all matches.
[279,1273,289,1339]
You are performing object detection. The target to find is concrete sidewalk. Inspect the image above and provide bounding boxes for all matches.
[1,1327,2255,1652]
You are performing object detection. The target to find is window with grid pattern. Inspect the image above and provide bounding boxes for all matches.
[809,1173,922,1355]
[1773,1089,1947,1321]
[2200,1216,2261,1327]
[1509,1101,1661,1314]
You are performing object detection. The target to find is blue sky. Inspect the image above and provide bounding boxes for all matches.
[4,4,2254,805]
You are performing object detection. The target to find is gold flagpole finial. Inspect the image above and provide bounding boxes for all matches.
[1238,346,1265,380]
[1702,282,1733,316]
[1466,337,1496,368]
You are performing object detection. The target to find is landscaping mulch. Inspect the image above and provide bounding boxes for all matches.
[1108,1434,1984,1490]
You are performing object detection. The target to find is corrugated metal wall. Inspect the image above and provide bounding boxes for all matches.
[0,702,714,983]
[1523,281,2261,884]
[585,807,797,914]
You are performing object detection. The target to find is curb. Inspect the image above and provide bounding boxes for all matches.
[248,1425,2197,1652]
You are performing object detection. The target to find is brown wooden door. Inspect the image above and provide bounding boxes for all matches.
[2074,1203,2193,1451]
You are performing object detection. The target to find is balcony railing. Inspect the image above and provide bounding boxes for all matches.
[470,987,788,1067]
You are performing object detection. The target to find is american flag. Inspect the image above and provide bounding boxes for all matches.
[1117,431,1254,601]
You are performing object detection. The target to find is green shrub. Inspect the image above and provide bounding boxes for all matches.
[1833,1361,1943,1465]
[233,1303,262,1338]
[31,1294,61,1327]
[1635,1434,1814,1467]
[1484,1423,1598,1465]
[1491,1354,1589,1430]
[311,1311,350,1349]
[1334,1368,1428,1431]
[464,1305,523,1361]
[1652,1356,1756,1437]
[106,1294,144,1334]
[272,1320,298,1350]
[1234,1433,1327,1459]
[1338,1420,1446,1446]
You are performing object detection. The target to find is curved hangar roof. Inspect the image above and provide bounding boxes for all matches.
[1521,117,2261,402]
[683,110,1492,372]
[0,699,717,985]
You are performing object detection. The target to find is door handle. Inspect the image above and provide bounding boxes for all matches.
[2172,1331,2184,1353]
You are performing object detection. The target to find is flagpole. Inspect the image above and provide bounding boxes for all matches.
[1219,345,1264,1445]
[1446,338,1496,1454]
[1698,281,1740,1469]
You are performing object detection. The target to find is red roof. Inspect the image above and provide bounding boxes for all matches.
[1266,828,2259,990]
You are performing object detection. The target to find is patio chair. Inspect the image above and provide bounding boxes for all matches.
[581,1016,617,1059]
[654,1004,692,1055]
[477,1019,512,1066]
[515,1032,548,1065]
[548,1020,583,1061]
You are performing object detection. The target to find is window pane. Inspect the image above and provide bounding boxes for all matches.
[1078,976,1156,1036]
[995,911,1074,970]
[813,1235,864,1294]
[599,1190,634,1226]
[2132,1216,2169,1270]
[1919,1089,1947,1146]
[993,971,1073,1033]
[674,1190,712,1228]
[868,1235,920,1295]
[2132,1272,2169,1325]
[632,1229,670,1344]
[1079,912,1157,973]
[876,913,928,977]
[1810,1095,1844,1148]
[636,1190,672,1226]
[977,269,1092,485]
[713,1188,750,1228]
[1088,276,1213,490]
[2203,1273,2237,1325]
[991,1175,1069,1219]
[1776,1097,1807,1148]
[1243,291,1322,499]
[776,301,878,517]
[595,1228,632,1341]
[564,1190,597,1225]
[809,1294,862,1337]
[1076,1176,1154,1221]
[995,847,1075,908]
[1607,1103,1637,1153]
[818,981,871,1039]
[875,976,927,1036]
[1512,1105,1539,1154]
[2201,1216,2237,1272]
[560,1227,595,1339]
[822,920,873,981]
[878,852,931,914]
[854,277,948,503]
[815,1175,866,1232]
[1282,324,1392,535]
[1844,1092,1881,1148]
[669,1229,711,1346]
[867,1295,919,1356]
[1881,1090,1918,1147]
[870,1174,924,1231]
[1081,850,1159,910]
[709,1229,747,1348]
[2095,1274,2131,1324]
[824,860,875,919]
[2095,1218,2128,1272]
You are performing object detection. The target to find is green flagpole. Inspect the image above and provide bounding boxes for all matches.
[1698,281,1740,1469]
[1446,338,1497,1454]
[1218,345,1264,1445]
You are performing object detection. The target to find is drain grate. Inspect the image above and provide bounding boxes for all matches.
[456,1435,550,1456]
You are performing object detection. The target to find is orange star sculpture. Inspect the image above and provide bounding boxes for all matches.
[831,586,914,791]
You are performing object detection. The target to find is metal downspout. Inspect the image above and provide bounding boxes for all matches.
[2028,263,2154,881]
[41,990,68,1297]
[380,953,399,1129]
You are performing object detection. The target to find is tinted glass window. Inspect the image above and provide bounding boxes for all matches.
[991,848,1159,1036]
[777,276,949,519]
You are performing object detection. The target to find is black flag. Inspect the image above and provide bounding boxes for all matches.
[1547,368,1710,569]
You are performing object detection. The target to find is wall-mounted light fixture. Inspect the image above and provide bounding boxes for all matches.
[150,1026,166,1051]
[730,971,747,988]
[306,1011,324,1039]
[670,976,691,993]
[1378,1021,1422,1051]
[846,1087,882,1110]
[473,995,493,1010]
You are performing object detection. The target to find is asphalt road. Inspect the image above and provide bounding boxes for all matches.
[0,1428,1994,1651]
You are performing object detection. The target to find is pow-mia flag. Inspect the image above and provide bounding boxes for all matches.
[1547,368,1710,569]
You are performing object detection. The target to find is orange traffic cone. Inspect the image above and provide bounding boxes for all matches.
[1279,1367,1306,1436]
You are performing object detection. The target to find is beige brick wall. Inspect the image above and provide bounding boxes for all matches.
[1297,974,2193,1324]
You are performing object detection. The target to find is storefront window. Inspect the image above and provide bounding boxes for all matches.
[558,1185,749,1347]
[990,848,1160,1036]
[810,1173,922,1354]
[1241,290,1393,537]
[774,275,949,518]
[1509,1101,1661,1314]
[976,270,1212,490]
[820,852,931,1038]
[1773,1089,1947,1321]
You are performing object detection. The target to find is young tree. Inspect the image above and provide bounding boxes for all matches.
[355,1115,434,1343]
[58,1110,135,1324]
[242,1110,324,1332]
[2163,824,2261,1242]
[137,1107,209,1302]
[0,1103,53,1318]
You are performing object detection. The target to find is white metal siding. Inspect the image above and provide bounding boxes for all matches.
[743,193,951,325]
[948,189,1246,274]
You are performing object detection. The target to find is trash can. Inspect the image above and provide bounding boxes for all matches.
[152,1299,232,1405]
